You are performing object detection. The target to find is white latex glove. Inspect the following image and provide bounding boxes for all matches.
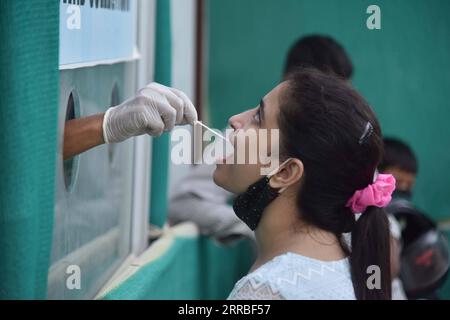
[102,83,198,143]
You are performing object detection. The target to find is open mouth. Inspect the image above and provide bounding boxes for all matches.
[215,152,234,165]
[214,130,235,164]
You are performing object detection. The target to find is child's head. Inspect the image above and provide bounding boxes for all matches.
[379,137,418,197]
[283,35,354,80]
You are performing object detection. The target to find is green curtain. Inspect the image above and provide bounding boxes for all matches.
[0,0,59,299]
[150,0,172,228]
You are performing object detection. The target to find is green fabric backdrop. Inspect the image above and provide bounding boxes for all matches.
[150,0,171,228]
[0,0,59,299]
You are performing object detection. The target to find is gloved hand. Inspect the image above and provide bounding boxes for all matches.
[102,83,198,143]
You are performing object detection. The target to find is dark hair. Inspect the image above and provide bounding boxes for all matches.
[283,35,354,80]
[278,68,391,300]
[379,137,418,174]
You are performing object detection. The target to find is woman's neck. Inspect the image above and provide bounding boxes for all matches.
[250,195,346,273]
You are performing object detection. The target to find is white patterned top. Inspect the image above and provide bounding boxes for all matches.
[228,252,356,300]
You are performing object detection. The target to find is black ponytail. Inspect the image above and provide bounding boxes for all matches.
[350,207,392,299]
[279,68,392,300]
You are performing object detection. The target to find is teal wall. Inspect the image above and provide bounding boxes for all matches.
[208,0,450,221]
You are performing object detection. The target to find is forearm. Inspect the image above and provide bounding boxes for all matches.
[63,113,105,160]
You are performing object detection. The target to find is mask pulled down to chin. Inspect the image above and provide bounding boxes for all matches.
[232,159,293,231]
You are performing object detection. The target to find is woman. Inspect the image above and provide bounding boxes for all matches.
[213,68,395,300]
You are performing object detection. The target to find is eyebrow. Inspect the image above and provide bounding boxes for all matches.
[259,99,265,123]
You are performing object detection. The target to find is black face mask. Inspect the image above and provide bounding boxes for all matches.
[232,159,292,231]
[232,176,280,230]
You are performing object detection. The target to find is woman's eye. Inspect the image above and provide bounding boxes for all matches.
[253,108,261,124]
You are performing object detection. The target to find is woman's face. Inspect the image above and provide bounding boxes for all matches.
[213,82,287,194]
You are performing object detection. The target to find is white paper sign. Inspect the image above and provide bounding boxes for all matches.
[59,0,136,67]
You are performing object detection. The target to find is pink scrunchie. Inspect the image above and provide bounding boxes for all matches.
[346,174,396,213]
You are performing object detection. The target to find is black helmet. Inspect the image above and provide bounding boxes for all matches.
[386,199,450,299]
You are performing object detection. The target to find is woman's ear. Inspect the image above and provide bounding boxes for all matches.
[269,158,304,190]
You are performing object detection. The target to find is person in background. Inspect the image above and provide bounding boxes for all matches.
[282,34,353,80]
[379,137,418,200]
[168,35,354,244]
[379,137,419,299]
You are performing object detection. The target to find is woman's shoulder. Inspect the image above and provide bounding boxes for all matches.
[228,252,356,300]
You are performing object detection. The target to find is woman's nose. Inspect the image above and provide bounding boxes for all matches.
[228,114,243,131]
[228,110,252,131]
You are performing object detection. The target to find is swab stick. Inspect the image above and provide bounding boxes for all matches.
[194,121,227,141]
